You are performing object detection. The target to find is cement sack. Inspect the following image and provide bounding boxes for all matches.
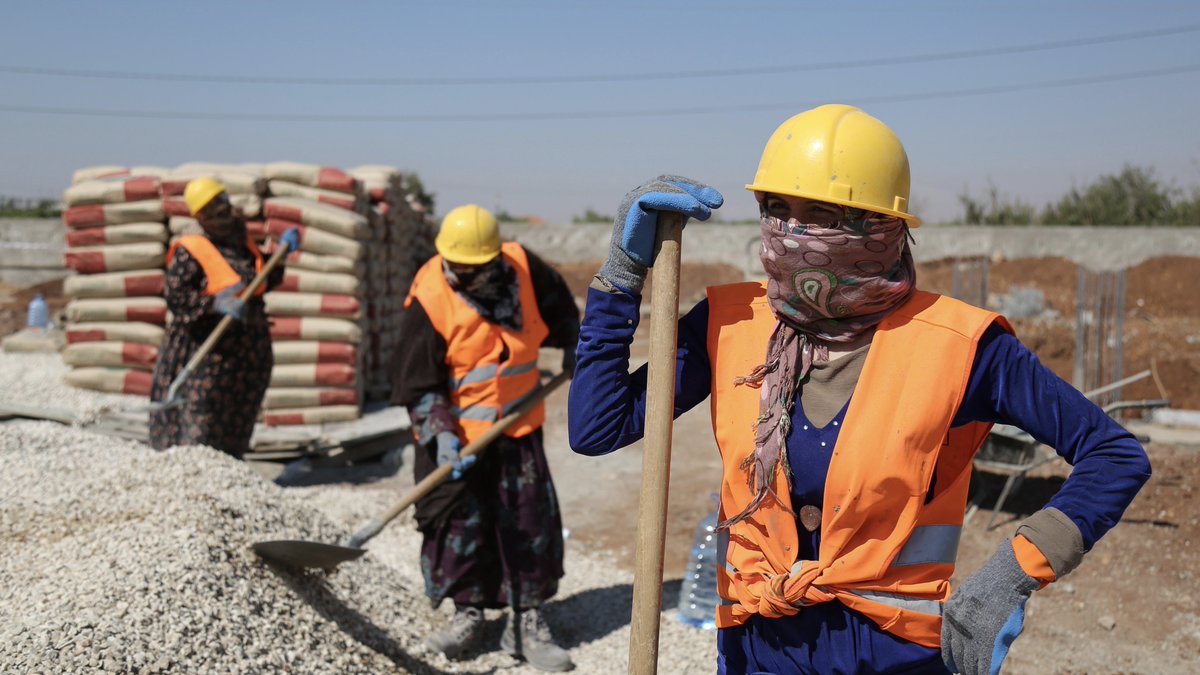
[262,386,359,409]
[64,366,153,396]
[270,363,357,388]
[160,171,265,197]
[161,194,263,220]
[63,200,165,229]
[272,340,358,365]
[65,297,168,325]
[266,181,363,211]
[269,316,361,343]
[265,292,361,320]
[284,250,364,275]
[1,328,65,353]
[167,217,265,241]
[66,321,163,346]
[263,162,359,194]
[232,194,263,218]
[70,165,169,184]
[263,197,368,239]
[168,217,203,237]
[263,404,360,426]
[349,164,403,184]
[63,269,165,298]
[64,222,167,247]
[62,341,159,370]
[64,242,166,274]
[277,269,361,296]
[63,176,162,206]
[265,219,362,259]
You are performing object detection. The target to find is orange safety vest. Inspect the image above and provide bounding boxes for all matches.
[706,281,1011,648]
[404,242,549,445]
[167,235,265,297]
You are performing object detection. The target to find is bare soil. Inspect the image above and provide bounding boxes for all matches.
[4,255,1197,671]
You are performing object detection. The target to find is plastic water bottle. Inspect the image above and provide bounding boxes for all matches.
[26,293,48,330]
[676,504,720,630]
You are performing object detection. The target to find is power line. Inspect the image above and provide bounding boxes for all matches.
[1,24,1197,86]
[2,63,1197,123]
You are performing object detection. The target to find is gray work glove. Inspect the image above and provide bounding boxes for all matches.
[213,284,246,321]
[942,538,1040,675]
[598,175,723,295]
[435,431,475,481]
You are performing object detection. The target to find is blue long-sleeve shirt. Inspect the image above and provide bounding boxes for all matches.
[568,285,1151,674]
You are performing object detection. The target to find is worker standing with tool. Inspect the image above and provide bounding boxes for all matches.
[149,178,298,460]
[391,204,579,671]
[568,104,1151,674]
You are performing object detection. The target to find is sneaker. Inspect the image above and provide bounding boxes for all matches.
[425,606,484,659]
[501,608,575,672]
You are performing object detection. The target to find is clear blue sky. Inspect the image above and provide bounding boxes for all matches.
[2,1,1199,225]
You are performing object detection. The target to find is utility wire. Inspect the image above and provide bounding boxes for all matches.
[1,24,1197,86]
[1,63,1197,123]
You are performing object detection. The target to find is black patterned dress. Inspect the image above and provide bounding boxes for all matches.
[148,233,283,459]
[390,248,580,610]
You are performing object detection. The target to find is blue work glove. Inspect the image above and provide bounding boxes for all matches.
[280,226,301,252]
[942,539,1040,675]
[598,175,723,294]
[435,431,476,481]
[213,284,246,321]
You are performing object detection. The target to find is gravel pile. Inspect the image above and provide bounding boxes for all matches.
[0,418,717,674]
[0,352,144,422]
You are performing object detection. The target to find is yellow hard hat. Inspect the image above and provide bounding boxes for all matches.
[745,104,921,226]
[436,204,501,265]
[183,177,228,216]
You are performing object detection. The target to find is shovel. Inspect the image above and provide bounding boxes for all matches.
[252,370,571,572]
[628,211,684,675]
[146,240,293,414]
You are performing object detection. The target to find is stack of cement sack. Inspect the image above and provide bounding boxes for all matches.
[60,168,171,396]
[258,162,369,426]
[349,165,438,402]
[57,162,437,426]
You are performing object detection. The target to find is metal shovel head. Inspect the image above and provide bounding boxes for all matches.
[252,539,366,571]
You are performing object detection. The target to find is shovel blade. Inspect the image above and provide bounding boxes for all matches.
[252,539,366,571]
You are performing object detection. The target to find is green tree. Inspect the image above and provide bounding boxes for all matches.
[0,196,62,218]
[571,208,612,224]
[494,209,525,223]
[1040,165,1173,225]
[1167,187,1200,226]
[956,182,1036,225]
[403,172,435,214]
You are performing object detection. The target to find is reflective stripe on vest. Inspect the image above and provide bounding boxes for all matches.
[405,242,549,445]
[167,234,264,297]
[706,282,1009,648]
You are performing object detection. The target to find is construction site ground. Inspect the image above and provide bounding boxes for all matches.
[1,254,1198,673]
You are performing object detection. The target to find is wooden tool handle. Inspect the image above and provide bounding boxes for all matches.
[347,371,571,548]
[164,242,291,403]
[629,211,684,675]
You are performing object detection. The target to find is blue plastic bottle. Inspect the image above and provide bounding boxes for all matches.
[26,293,48,330]
[676,501,720,630]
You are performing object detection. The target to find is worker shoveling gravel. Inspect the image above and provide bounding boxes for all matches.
[0,419,717,674]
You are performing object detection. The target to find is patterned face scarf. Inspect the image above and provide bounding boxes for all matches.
[719,207,916,528]
[443,256,523,331]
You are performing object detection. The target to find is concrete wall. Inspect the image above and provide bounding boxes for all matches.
[504,223,1200,277]
[0,218,67,286]
[3,217,1197,289]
